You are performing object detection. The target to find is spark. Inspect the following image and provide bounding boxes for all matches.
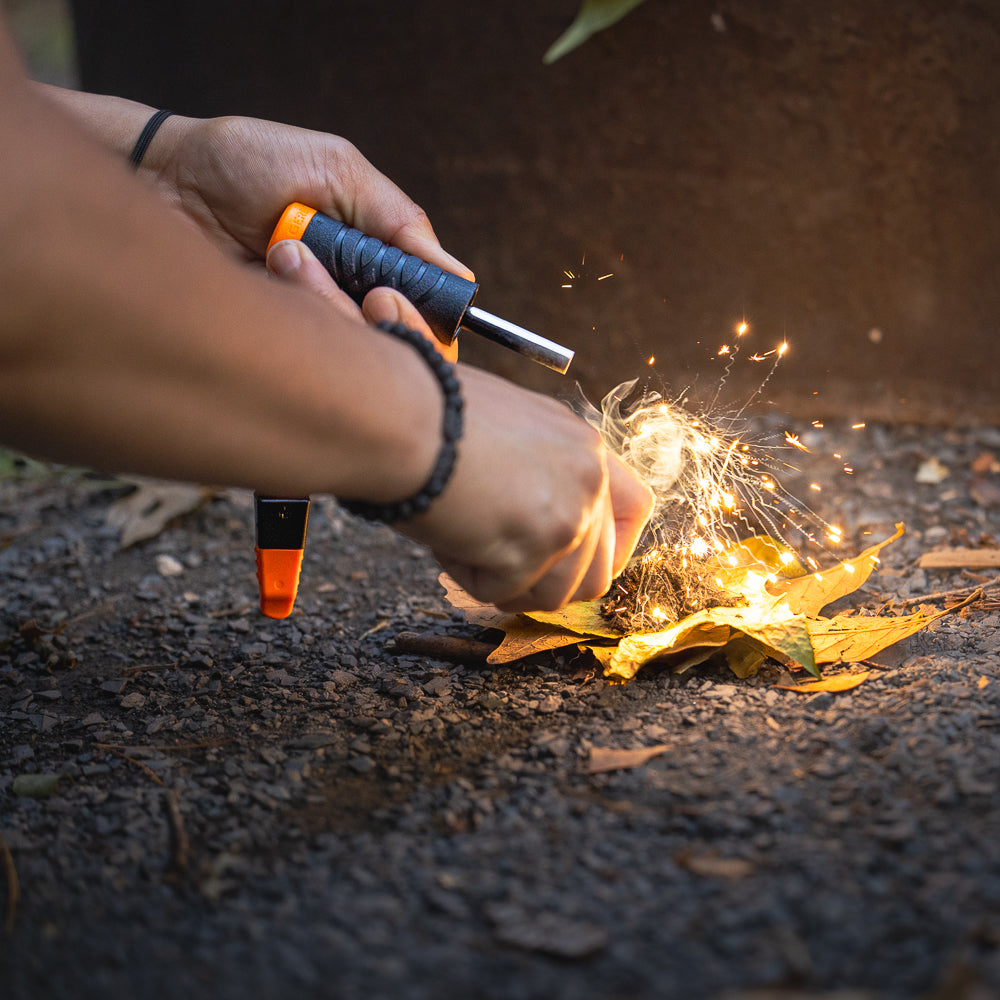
[563,270,575,279]
[852,422,866,430]
[598,273,614,281]
[648,356,656,366]
[784,431,810,453]
[718,345,731,356]
[576,331,844,633]
[561,283,573,289]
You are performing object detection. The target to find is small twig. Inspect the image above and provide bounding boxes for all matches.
[93,739,232,753]
[162,788,190,877]
[386,630,497,662]
[0,833,19,933]
[360,619,390,641]
[883,583,995,609]
[121,662,179,676]
[97,746,164,786]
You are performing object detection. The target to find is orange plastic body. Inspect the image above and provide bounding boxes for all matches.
[254,547,305,619]
[267,203,317,252]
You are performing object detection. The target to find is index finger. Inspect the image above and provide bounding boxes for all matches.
[607,452,655,576]
[314,142,475,281]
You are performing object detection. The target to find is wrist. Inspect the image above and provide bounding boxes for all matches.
[339,322,463,523]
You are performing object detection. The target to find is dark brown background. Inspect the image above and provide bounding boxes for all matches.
[71,0,1000,422]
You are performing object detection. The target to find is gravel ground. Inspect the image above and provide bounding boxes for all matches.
[3,415,1000,1000]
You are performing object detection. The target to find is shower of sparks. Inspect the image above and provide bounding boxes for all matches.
[578,329,849,633]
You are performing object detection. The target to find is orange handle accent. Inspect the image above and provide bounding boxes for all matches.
[254,547,305,619]
[267,202,317,253]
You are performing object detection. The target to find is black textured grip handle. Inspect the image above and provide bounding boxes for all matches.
[299,211,478,344]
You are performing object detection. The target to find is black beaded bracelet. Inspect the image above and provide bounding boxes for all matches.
[128,109,173,168]
[340,322,463,524]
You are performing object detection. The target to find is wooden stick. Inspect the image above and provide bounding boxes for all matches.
[163,789,190,876]
[121,662,178,676]
[93,739,232,753]
[883,583,996,609]
[0,833,19,933]
[97,746,164,786]
[386,630,497,661]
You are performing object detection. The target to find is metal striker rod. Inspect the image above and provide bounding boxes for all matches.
[462,306,575,374]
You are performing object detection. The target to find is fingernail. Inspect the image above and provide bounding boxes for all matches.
[365,286,406,322]
[266,239,307,276]
[441,252,474,282]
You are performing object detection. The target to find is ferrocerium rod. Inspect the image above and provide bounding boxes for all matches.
[268,202,575,373]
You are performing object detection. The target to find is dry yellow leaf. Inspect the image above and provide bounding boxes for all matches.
[807,605,953,664]
[774,671,871,693]
[768,523,904,616]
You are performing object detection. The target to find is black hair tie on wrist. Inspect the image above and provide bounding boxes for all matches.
[340,322,463,524]
[129,109,173,168]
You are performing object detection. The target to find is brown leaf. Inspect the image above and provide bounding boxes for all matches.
[674,850,754,880]
[525,600,623,638]
[587,744,672,773]
[438,574,518,631]
[106,478,211,547]
[774,670,871,693]
[917,548,1000,570]
[488,621,587,664]
[971,451,1000,474]
[768,523,904,616]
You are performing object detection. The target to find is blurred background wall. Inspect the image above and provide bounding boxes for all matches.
[9,1,1000,423]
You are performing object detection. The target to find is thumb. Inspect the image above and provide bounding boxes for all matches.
[266,239,361,319]
[362,286,459,362]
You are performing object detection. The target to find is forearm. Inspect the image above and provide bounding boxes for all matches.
[3,68,441,499]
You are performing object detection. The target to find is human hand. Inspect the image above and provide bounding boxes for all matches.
[148,114,472,282]
[407,364,654,611]
[266,238,458,361]
[267,235,652,610]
